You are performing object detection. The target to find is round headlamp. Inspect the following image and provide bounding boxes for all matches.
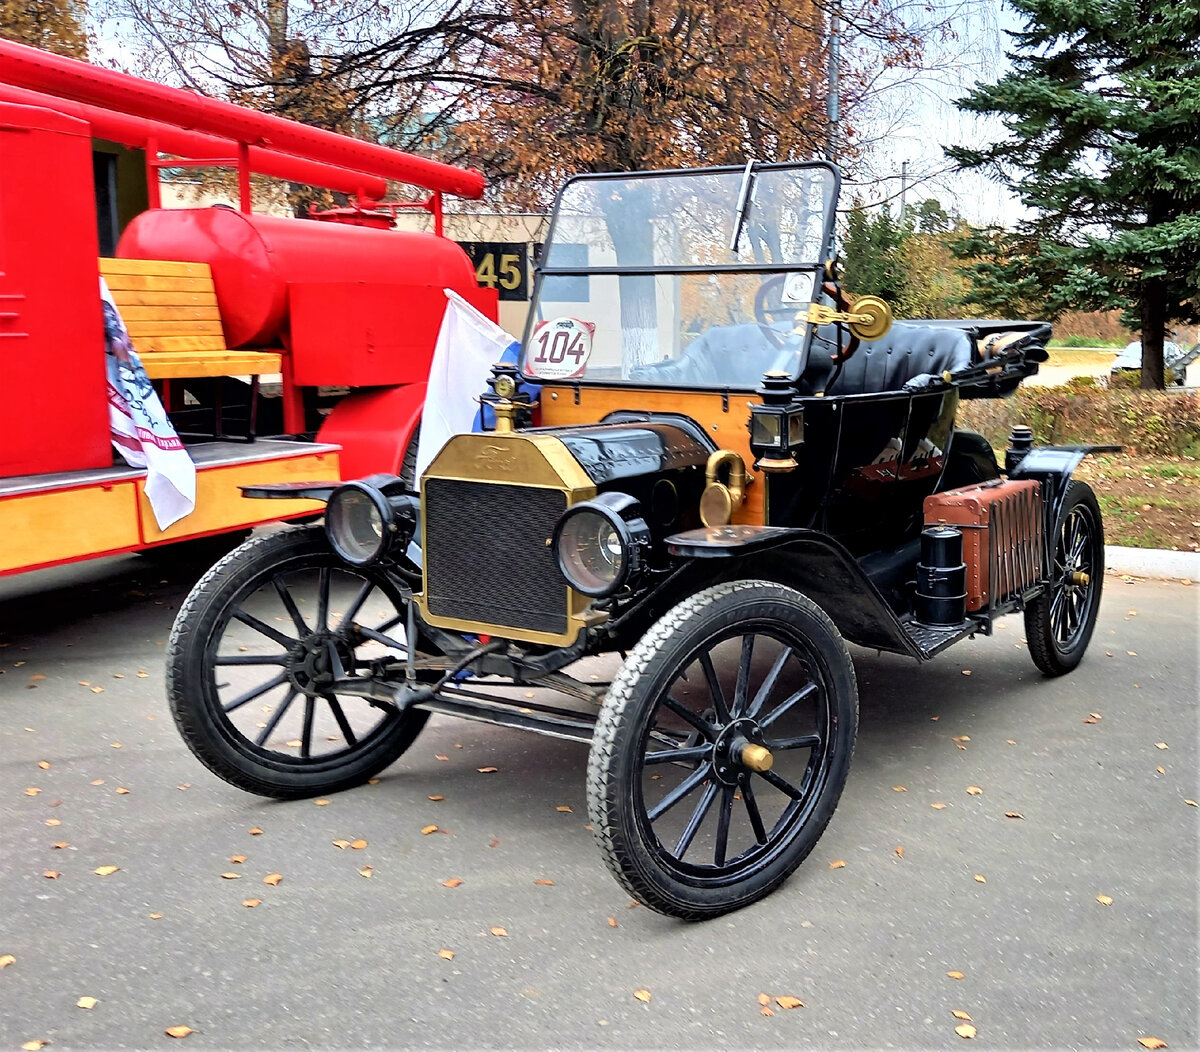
[325,482,392,565]
[552,493,651,598]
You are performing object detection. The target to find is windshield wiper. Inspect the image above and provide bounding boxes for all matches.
[728,158,757,255]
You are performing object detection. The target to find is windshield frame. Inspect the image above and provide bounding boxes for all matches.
[521,161,841,392]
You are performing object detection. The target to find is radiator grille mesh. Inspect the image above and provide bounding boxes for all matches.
[424,479,569,635]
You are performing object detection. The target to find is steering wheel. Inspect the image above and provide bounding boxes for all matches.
[754,275,794,326]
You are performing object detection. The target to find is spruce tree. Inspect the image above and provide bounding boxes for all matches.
[948,0,1200,388]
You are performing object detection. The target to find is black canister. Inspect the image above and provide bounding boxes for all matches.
[915,525,967,626]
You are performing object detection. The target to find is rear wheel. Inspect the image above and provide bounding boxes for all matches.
[587,581,858,919]
[1025,481,1104,676]
[167,527,428,798]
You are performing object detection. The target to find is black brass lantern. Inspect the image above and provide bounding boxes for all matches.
[748,369,804,472]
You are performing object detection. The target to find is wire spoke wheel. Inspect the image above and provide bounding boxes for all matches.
[168,527,429,798]
[1025,481,1104,676]
[587,581,857,919]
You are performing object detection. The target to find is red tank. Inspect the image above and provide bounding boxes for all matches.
[116,207,479,349]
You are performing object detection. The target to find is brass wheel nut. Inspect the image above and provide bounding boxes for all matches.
[740,743,774,772]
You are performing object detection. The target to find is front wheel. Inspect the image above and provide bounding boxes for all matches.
[1024,481,1105,676]
[167,527,429,798]
[586,581,858,919]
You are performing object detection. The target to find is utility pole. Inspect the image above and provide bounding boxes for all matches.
[825,3,840,163]
[899,160,907,220]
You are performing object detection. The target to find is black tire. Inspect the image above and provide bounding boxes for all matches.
[586,580,858,919]
[1025,481,1105,676]
[167,526,428,798]
[400,422,420,489]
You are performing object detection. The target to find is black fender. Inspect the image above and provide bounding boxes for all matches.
[1009,445,1119,573]
[664,525,921,658]
[240,480,339,502]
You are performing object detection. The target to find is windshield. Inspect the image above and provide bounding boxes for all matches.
[523,163,838,390]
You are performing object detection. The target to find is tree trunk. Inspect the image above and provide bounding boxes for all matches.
[1140,277,1166,390]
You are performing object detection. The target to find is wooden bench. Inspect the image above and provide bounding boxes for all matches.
[98,258,281,380]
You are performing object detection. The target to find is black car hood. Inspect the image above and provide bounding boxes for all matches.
[538,421,713,485]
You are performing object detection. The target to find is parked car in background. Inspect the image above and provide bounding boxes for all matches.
[1110,340,1195,385]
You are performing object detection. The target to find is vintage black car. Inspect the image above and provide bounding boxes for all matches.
[168,161,1109,919]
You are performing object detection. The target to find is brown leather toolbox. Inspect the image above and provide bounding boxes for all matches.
[923,480,1044,611]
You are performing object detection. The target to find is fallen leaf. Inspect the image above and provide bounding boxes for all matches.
[489,838,499,848]
[136,670,148,678]
[1156,766,1166,775]
[931,715,940,721]
[37,761,50,770]
[760,1006,775,1017]
[757,994,771,1006]
[775,996,804,1009]
[421,825,439,835]
[1127,651,1137,657]
[966,786,983,795]
[349,839,368,849]
[115,787,130,795]
[21,1041,47,1050]
[94,866,119,877]
[477,766,499,774]
[438,948,454,960]
[952,1010,972,1021]
[961,669,972,676]
[974,874,986,883]
[952,735,970,743]
[633,989,651,1003]
[164,1026,193,1039]
[1137,1038,1167,1050]
[1155,742,1169,750]
[427,795,444,802]
[229,855,246,864]
[1004,812,1024,819]
[76,997,97,1010]
[149,913,163,920]
[895,846,904,858]
[1089,712,1102,720]
[90,686,104,694]
[263,873,282,886]
[608,917,618,928]
[955,1023,977,1039]
[242,899,261,908]
[435,755,449,761]
[314,798,331,805]
[332,839,351,850]
[1186,800,1197,807]
[555,805,573,812]
[220,872,241,880]
[947,971,965,980]
[24,787,40,796]
[1097,894,1113,906]
[1006,740,1016,745]
[90,780,104,786]
[490,927,508,937]
[892,785,907,792]
[248,827,264,836]
[932,802,947,810]
[829,859,846,869]
[442,878,463,888]
[110,742,121,748]
[534,879,555,886]
[1083,717,1099,724]
[0,954,14,968]
[359,867,373,878]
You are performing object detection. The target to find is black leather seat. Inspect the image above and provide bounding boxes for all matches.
[802,323,973,395]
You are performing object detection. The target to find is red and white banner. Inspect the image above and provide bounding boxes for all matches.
[101,278,196,530]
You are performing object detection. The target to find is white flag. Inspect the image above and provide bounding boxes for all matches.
[415,289,520,481]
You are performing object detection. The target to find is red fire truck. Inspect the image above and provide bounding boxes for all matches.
[0,39,496,577]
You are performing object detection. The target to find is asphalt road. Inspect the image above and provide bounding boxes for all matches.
[1,553,1196,1051]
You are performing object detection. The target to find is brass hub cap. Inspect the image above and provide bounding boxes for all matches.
[711,718,773,785]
